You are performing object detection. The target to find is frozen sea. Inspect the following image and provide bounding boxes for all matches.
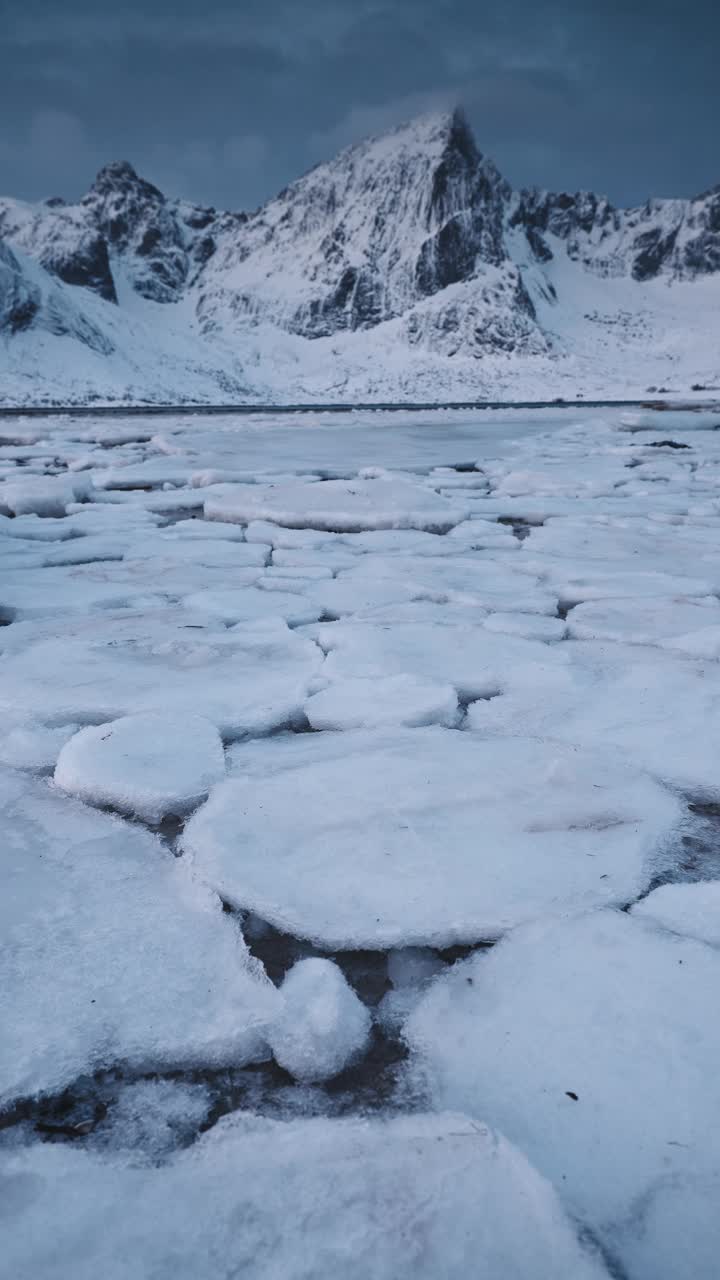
[1,404,720,1279]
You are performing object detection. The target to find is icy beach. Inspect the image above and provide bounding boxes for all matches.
[1,404,719,1279]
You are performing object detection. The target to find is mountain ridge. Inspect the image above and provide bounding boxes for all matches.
[1,108,718,404]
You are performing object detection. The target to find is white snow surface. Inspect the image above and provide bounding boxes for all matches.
[632,881,720,946]
[267,958,372,1082]
[1,404,719,1278]
[405,909,720,1278]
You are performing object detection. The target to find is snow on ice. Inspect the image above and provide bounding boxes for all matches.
[267,958,372,1082]
[0,767,278,1108]
[1,404,719,1278]
[54,712,226,823]
[405,909,720,1278]
[183,728,679,948]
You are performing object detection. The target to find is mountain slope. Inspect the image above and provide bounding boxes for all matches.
[0,109,718,403]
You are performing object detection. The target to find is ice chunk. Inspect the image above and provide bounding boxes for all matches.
[468,644,720,799]
[405,910,720,1272]
[183,728,680,949]
[205,475,469,533]
[268,958,371,1082]
[1,1112,610,1279]
[54,713,226,823]
[0,768,278,1107]
[305,674,459,730]
[0,474,91,517]
[632,881,720,945]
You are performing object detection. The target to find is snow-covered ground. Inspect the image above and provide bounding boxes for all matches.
[1,404,719,1278]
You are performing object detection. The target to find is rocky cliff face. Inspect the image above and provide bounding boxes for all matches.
[511,183,720,283]
[196,109,546,355]
[0,161,225,308]
[0,238,113,353]
[0,108,718,402]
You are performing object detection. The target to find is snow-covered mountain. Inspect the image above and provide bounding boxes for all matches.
[1,109,719,403]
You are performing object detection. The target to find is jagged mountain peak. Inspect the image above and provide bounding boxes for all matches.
[196,104,513,341]
[289,105,489,202]
[334,104,471,159]
[86,160,164,204]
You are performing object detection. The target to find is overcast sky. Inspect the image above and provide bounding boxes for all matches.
[1,0,718,210]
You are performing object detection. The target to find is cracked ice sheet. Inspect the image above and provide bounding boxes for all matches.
[404,909,720,1280]
[0,768,278,1109]
[183,727,679,950]
[0,610,322,739]
[1,1112,610,1280]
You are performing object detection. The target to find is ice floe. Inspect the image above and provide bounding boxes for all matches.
[183,728,680,948]
[205,474,469,533]
[54,713,226,823]
[1,1112,611,1280]
[405,909,720,1276]
[0,768,278,1107]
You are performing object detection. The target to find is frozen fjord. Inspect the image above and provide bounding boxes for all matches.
[1,404,720,1280]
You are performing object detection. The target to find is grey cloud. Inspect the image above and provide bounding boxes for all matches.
[0,0,717,209]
